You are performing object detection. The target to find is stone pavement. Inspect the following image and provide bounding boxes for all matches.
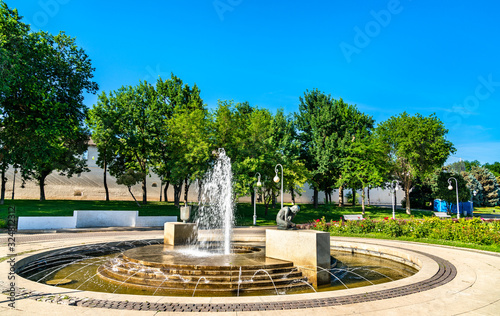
[0,226,499,315]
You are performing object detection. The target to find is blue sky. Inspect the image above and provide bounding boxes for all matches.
[12,0,500,164]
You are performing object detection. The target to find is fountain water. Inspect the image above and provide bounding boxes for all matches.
[195,148,234,254]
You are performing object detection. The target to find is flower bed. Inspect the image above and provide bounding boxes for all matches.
[307,216,500,246]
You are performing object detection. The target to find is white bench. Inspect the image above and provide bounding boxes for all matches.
[434,212,451,219]
[343,214,364,221]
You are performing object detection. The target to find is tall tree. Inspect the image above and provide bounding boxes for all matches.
[340,133,389,214]
[87,92,121,201]
[376,112,455,214]
[469,166,500,206]
[296,89,374,208]
[1,3,98,200]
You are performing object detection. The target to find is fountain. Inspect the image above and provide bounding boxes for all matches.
[15,148,418,297]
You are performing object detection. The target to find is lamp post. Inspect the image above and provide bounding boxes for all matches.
[12,169,17,200]
[274,164,283,209]
[470,189,477,216]
[391,180,399,220]
[448,177,460,219]
[253,173,262,226]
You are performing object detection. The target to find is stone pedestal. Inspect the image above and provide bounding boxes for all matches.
[164,222,198,245]
[265,229,330,287]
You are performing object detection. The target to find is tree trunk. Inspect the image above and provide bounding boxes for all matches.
[313,188,318,209]
[367,186,371,206]
[128,186,141,207]
[183,177,190,204]
[338,186,344,207]
[405,186,411,215]
[197,179,202,203]
[142,175,147,204]
[352,189,356,206]
[361,187,366,215]
[163,181,169,202]
[272,194,276,209]
[290,187,295,205]
[0,168,5,205]
[173,183,182,207]
[103,158,109,202]
[251,189,255,208]
[39,174,47,201]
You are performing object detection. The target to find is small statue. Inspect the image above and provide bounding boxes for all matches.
[276,205,300,230]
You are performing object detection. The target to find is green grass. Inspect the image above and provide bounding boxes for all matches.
[1,199,433,228]
[473,206,500,214]
[0,199,181,227]
[1,199,498,253]
[234,203,434,226]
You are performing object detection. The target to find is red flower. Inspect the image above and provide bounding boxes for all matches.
[384,217,389,220]
[315,219,321,223]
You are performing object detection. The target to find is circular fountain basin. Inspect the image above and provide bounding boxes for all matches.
[16,240,418,297]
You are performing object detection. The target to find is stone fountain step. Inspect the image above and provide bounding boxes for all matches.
[102,263,304,282]
[98,264,307,289]
[97,266,310,294]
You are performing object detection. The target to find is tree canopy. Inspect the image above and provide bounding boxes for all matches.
[1,2,98,201]
[376,112,455,214]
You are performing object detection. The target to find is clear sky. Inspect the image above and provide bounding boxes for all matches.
[11,0,500,164]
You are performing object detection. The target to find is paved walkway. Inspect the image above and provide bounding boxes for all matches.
[1,227,499,315]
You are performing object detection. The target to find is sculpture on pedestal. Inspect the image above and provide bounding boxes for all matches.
[276,205,300,230]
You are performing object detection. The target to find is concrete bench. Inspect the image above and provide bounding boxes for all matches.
[434,212,451,219]
[343,214,364,221]
[17,210,177,230]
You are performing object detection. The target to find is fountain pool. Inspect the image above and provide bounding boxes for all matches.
[16,239,418,297]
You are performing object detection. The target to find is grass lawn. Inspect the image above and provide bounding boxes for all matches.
[0,199,433,227]
[1,199,498,253]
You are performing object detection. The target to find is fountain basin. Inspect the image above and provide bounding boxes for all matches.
[15,239,419,297]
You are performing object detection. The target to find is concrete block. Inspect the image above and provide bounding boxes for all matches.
[75,210,137,228]
[136,216,177,227]
[17,216,77,230]
[266,229,330,287]
[164,222,198,245]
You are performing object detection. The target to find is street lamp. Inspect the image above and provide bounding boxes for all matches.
[253,173,262,226]
[12,169,17,200]
[391,180,399,220]
[448,177,460,219]
[470,189,477,216]
[274,164,283,209]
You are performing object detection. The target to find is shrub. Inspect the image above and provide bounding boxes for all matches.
[311,216,500,246]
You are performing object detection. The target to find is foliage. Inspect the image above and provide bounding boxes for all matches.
[311,216,500,246]
[116,170,145,207]
[0,3,98,201]
[469,166,500,206]
[400,177,433,210]
[483,162,500,177]
[429,168,469,206]
[376,112,455,214]
[296,89,375,207]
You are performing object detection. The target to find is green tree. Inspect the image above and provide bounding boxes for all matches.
[116,170,145,207]
[469,166,500,206]
[87,92,121,201]
[296,89,374,208]
[1,3,98,200]
[340,133,389,214]
[376,112,455,214]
